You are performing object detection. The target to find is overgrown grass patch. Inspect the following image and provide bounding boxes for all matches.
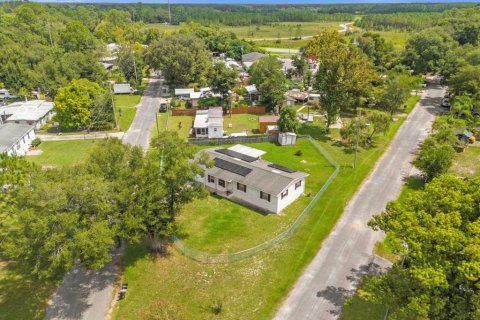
[449,146,480,177]
[178,139,335,253]
[27,140,99,167]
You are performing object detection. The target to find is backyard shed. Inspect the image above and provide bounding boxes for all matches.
[259,115,280,134]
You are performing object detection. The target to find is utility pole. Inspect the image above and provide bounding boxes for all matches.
[132,48,138,84]
[353,109,361,169]
[109,83,118,130]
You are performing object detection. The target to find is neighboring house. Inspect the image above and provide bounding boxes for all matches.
[279,58,294,75]
[245,84,260,102]
[224,58,243,71]
[175,88,220,108]
[200,145,308,213]
[0,100,54,130]
[0,123,36,156]
[174,88,195,99]
[286,90,309,104]
[106,43,120,52]
[242,52,268,70]
[113,84,136,95]
[193,107,224,138]
[259,115,280,134]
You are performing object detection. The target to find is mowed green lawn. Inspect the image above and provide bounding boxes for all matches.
[115,94,141,132]
[27,140,99,167]
[114,97,420,319]
[178,139,335,253]
[0,261,55,320]
[223,113,260,135]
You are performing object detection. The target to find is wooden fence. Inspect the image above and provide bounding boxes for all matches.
[171,106,266,117]
[188,134,278,145]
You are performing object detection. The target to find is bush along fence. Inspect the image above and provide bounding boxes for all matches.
[173,136,340,264]
[188,134,278,146]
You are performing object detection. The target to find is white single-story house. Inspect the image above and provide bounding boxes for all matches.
[199,145,308,213]
[0,123,36,156]
[175,88,220,108]
[0,100,54,130]
[194,107,224,138]
[113,84,136,94]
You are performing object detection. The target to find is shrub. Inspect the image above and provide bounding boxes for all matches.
[211,299,223,315]
[31,138,42,147]
[295,150,303,156]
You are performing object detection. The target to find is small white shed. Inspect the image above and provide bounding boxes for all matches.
[278,132,297,146]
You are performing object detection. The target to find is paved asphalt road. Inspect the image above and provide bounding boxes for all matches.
[122,77,163,150]
[44,78,162,320]
[274,82,445,320]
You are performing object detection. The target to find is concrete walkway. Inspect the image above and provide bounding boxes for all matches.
[274,82,445,320]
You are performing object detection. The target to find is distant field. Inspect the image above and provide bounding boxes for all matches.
[374,30,410,51]
[222,21,341,40]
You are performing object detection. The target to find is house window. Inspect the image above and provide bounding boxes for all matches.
[281,189,289,199]
[218,179,226,188]
[208,175,215,183]
[295,180,302,190]
[260,191,271,202]
[214,128,217,132]
[237,183,246,192]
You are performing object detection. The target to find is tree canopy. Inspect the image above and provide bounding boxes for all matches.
[144,34,211,88]
[307,30,376,129]
[248,56,287,112]
[364,175,480,320]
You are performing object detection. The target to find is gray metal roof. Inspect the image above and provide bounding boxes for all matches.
[113,84,133,94]
[203,148,308,196]
[0,123,34,153]
[242,52,268,63]
[0,100,53,122]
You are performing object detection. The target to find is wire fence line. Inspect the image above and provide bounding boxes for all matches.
[173,135,340,264]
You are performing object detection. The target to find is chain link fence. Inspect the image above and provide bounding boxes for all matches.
[173,136,340,264]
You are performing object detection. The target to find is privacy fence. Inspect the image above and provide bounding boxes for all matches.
[173,135,340,264]
[171,106,265,116]
[188,134,277,145]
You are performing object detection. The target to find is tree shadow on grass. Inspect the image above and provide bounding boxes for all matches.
[315,261,384,317]
[0,261,56,320]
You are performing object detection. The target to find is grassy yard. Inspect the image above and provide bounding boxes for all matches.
[114,94,420,319]
[450,146,480,177]
[167,115,194,139]
[27,140,99,167]
[115,95,141,132]
[0,261,55,320]
[178,139,335,253]
[375,31,410,52]
[223,113,260,135]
